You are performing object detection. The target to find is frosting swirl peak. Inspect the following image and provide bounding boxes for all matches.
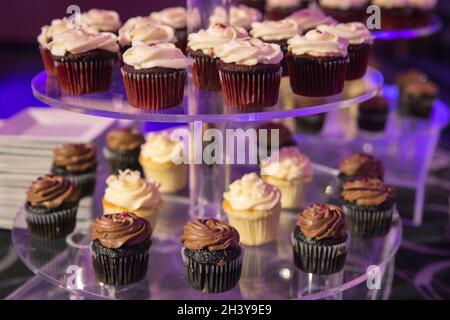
[150,7,187,29]
[118,22,176,47]
[288,30,348,57]
[317,22,374,45]
[250,19,301,41]
[339,152,384,179]
[81,9,122,32]
[288,8,337,30]
[140,131,184,164]
[123,43,193,69]
[26,174,79,209]
[209,5,263,30]
[53,143,97,173]
[261,147,313,181]
[297,204,347,240]
[341,178,396,206]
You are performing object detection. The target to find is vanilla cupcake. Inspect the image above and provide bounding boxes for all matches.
[139,131,187,193]
[260,147,313,210]
[209,5,263,31]
[287,8,337,33]
[81,9,122,33]
[223,173,281,246]
[102,169,163,228]
[150,7,187,52]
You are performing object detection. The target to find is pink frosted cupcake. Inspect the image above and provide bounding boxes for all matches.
[319,0,370,23]
[287,8,337,33]
[266,0,305,21]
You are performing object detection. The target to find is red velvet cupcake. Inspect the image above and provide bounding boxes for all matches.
[319,0,370,23]
[150,7,188,53]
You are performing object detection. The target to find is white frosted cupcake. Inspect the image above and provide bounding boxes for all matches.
[81,9,122,33]
[260,147,313,210]
[287,8,337,33]
[118,21,176,51]
[223,173,281,246]
[139,131,187,193]
[150,7,187,52]
[102,169,163,228]
[209,5,263,31]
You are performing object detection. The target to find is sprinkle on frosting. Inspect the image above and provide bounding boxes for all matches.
[317,22,374,45]
[26,174,79,209]
[261,147,313,182]
[53,143,97,173]
[288,8,337,31]
[297,204,347,240]
[209,5,263,30]
[319,0,369,10]
[341,178,396,206]
[288,29,348,57]
[250,19,301,42]
[339,152,384,179]
[140,131,184,164]
[81,9,122,32]
[150,7,187,29]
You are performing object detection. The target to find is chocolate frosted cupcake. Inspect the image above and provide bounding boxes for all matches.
[25,174,80,239]
[122,43,193,110]
[338,152,384,185]
[257,121,297,159]
[91,212,152,286]
[358,96,389,132]
[216,38,283,108]
[103,127,145,174]
[399,81,439,118]
[410,0,437,27]
[266,0,305,21]
[250,19,301,76]
[319,0,369,23]
[150,7,187,52]
[49,29,119,94]
[287,29,349,97]
[287,8,337,33]
[51,143,97,197]
[396,68,428,95]
[292,204,348,275]
[81,9,122,33]
[188,24,248,91]
[341,178,396,237]
[209,5,263,31]
[180,219,242,293]
[318,22,374,80]
[372,0,413,30]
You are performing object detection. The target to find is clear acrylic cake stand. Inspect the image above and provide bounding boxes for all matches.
[372,16,442,41]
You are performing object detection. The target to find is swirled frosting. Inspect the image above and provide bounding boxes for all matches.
[53,143,97,173]
[106,127,144,151]
[38,18,98,48]
[180,219,240,251]
[209,5,263,30]
[288,8,336,30]
[250,19,301,41]
[372,0,410,8]
[49,29,119,56]
[339,152,384,179]
[409,0,438,9]
[341,178,396,206]
[26,174,79,209]
[140,131,184,164]
[119,16,155,42]
[81,9,122,32]
[267,0,302,8]
[188,23,248,56]
[216,38,283,66]
[92,212,152,249]
[223,173,281,211]
[319,0,369,9]
[123,42,193,69]
[297,204,347,240]
[118,22,176,47]
[261,147,313,181]
[104,169,161,210]
[150,7,187,29]
[288,29,348,57]
[318,22,374,45]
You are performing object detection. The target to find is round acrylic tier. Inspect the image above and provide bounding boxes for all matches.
[12,164,402,300]
[372,17,442,41]
[31,68,383,123]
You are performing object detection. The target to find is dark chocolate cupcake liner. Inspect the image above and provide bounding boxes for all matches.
[347,44,371,80]
[191,54,221,91]
[103,147,142,175]
[343,205,395,237]
[26,204,79,239]
[39,46,57,76]
[219,67,281,108]
[55,58,115,94]
[182,249,243,293]
[28,237,68,268]
[288,54,349,97]
[122,68,186,110]
[291,233,349,275]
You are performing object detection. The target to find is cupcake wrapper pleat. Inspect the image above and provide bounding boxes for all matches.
[39,47,57,76]
[192,55,221,91]
[343,205,395,237]
[347,44,371,80]
[103,147,142,175]
[26,204,79,239]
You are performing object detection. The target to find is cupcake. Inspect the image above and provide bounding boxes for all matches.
[292,204,348,274]
[49,29,119,94]
[209,5,263,31]
[150,7,187,52]
[358,96,389,132]
[139,131,187,193]
[260,147,313,209]
[81,9,122,33]
[287,30,349,97]
[287,8,337,33]
[216,38,283,108]
[266,0,304,21]
[317,22,374,80]
[319,0,369,23]
[237,0,267,14]
[338,152,384,186]
[410,0,438,27]
[25,174,80,239]
[223,173,281,246]
[341,178,396,237]
[188,24,248,91]
[250,19,301,76]
[91,212,152,286]
[257,121,297,158]
[103,127,145,174]
[51,143,97,197]
[121,43,193,110]
[399,80,439,118]
[295,113,327,133]
[372,0,413,30]
[180,219,242,293]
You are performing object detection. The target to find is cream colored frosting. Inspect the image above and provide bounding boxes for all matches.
[288,29,348,57]
[372,0,410,8]
[150,7,187,29]
[319,0,369,10]
[267,0,301,8]
[140,131,184,164]
[118,22,176,47]
[38,18,98,48]
[260,147,313,181]
[216,38,283,66]
[250,19,301,41]
[209,5,263,30]
[104,169,161,210]
[223,173,281,211]
[317,22,374,45]
[123,42,193,69]
[188,24,248,56]
[288,8,337,30]
[81,9,122,32]
[409,0,438,9]
[49,29,119,56]
[119,16,155,35]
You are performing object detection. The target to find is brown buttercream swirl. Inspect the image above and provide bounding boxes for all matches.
[297,204,347,240]
[26,174,79,209]
[53,143,97,173]
[92,212,152,249]
[180,219,240,251]
[339,152,384,179]
[106,128,145,151]
[341,178,396,206]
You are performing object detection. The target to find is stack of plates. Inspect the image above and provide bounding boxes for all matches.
[0,107,117,229]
